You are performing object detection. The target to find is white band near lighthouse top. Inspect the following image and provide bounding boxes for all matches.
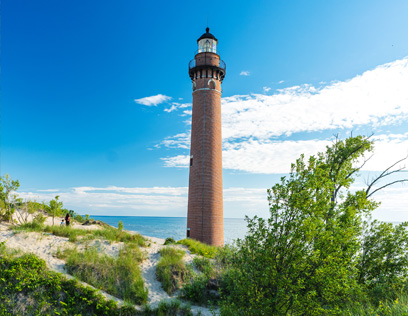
[192,88,222,94]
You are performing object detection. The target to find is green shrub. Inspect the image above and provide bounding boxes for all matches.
[177,239,219,258]
[180,274,212,305]
[74,214,85,223]
[164,237,176,245]
[156,247,191,294]
[64,244,147,304]
[193,257,214,278]
[142,299,193,316]
[0,252,137,315]
[118,220,124,231]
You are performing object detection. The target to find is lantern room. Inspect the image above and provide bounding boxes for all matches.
[197,27,218,54]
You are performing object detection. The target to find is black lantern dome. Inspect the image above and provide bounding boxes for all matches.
[197,27,218,42]
[197,28,218,54]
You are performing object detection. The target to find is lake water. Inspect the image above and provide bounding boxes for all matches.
[90,216,248,244]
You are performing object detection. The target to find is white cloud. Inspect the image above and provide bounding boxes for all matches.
[161,155,189,168]
[240,71,250,76]
[222,58,408,140]
[263,86,271,92]
[164,102,191,113]
[134,94,171,106]
[161,133,408,174]
[160,133,190,149]
[278,80,285,84]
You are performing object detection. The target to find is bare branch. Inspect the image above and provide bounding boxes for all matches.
[367,179,408,198]
[366,154,408,196]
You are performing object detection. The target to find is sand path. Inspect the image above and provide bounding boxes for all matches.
[140,235,214,316]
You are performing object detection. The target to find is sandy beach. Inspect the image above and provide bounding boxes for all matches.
[0,217,214,315]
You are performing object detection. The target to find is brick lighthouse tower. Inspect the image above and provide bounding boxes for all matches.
[186,28,226,246]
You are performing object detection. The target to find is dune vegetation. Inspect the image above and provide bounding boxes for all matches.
[2,135,408,315]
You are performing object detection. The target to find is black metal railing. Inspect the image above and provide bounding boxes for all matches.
[189,58,226,71]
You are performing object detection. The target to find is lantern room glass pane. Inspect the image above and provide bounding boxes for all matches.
[198,39,217,53]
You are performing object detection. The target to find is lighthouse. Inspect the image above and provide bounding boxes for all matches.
[186,28,226,246]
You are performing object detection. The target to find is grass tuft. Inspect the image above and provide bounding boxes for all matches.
[156,247,191,295]
[64,244,148,305]
[177,239,219,258]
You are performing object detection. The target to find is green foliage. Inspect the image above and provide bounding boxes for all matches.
[87,227,146,246]
[23,225,147,245]
[164,237,176,245]
[141,299,193,316]
[64,244,148,305]
[0,173,20,222]
[13,221,44,233]
[358,220,408,304]
[74,214,85,223]
[218,136,407,315]
[180,274,212,306]
[118,220,124,231]
[156,247,190,294]
[177,239,219,258]
[49,195,64,225]
[192,257,214,278]
[0,252,138,315]
[181,250,230,306]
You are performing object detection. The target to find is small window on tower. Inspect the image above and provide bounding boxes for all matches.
[190,155,193,167]
[208,79,216,90]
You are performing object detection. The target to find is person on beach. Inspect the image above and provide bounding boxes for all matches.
[60,219,65,226]
[65,213,70,226]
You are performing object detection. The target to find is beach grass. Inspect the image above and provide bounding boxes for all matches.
[0,250,138,315]
[142,299,193,316]
[192,256,214,278]
[177,239,219,258]
[62,244,148,305]
[13,223,146,246]
[156,247,191,295]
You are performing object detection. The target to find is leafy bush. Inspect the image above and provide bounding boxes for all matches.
[164,237,176,245]
[74,214,85,223]
[142,299,193,316]
[193,257,214,278]
[156,247,191,294]
[177,239,219,258]
[118,220,124,231]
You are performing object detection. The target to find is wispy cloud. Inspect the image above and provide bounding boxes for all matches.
[164,102,191,113]
[134,94,171,106]
[263,86,271,92]
[240,71,250,76]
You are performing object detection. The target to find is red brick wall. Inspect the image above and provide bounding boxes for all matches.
[187,54,224,246]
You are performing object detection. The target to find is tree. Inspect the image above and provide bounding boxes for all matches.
[49,195,63,226]
[0,174,20,223]
[220,136,408,315]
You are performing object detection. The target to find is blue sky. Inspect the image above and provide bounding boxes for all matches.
[2,0,408,219]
